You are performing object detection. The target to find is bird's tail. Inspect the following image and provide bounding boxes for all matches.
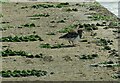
[59,36,63,39]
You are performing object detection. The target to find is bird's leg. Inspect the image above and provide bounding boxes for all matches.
[71,41,75,46]
[68,41,71,44]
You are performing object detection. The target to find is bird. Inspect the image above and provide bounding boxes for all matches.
[59,25,84,46]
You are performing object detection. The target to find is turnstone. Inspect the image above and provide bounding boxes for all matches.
[59,27,83,46]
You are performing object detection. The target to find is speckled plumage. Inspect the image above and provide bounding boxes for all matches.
[59,29,83,46]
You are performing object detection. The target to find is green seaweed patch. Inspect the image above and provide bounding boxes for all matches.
[50,21,55,23]
[39,43,65,49]
[34,53,44,58]
[39,43,51,48]
[0,25,15,31]
[88,13,112,21]
[96,38,113,46]
[103,46,111,50]
[83,23,98,31]
[50,20,66,23]
[112,71,120,79]
[28,13,50,17]
[99,60,114,64]
[22,23,36,28]
[0,69,48,78]
[90,60,120,68]
[26,53,34,58]
[87,2,101,11]
[31,3,69,9]
[0,14,3,18]
[56,2,69,8]
[31,4,55,9]
[1,21,10,24]
[80,54,98,59]
[108,49,119,57]
[1,49,28,57]
[58,24,77,33]
[29,18,40,20]
[75,3,87,7]
[65,8,78,12]
[46,32,56,35]
[96,38,113,50]
[76,54,98,60]
[108,22,120,28]
[59,2,69,5]
[21,6,28,9]
[1,49,53,60]
[57,20,65,23]
[0,35,43,42]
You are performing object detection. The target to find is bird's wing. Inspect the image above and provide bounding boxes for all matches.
[59,32,78,39]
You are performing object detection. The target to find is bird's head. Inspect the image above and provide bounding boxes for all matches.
[77,29,84,38]
[77,29,83,34]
